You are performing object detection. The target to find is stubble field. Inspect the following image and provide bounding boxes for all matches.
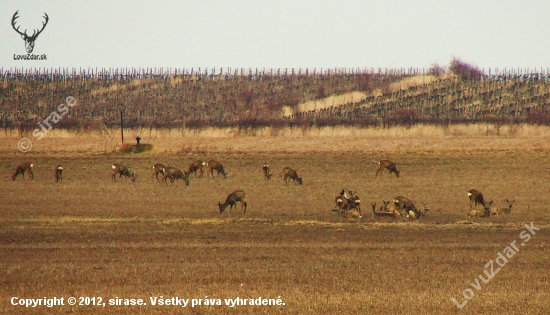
[1,126,549,314]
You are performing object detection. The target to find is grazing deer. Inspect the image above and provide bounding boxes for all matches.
[468,201,493,218]
[54,165,63,183]
[375,160,400,178]
[468,189,491,211]
[218,190,247,214]
[393,196,423,218]
[152,163,165,182]
[162,167,190,186]
[111,164,136,182]
[207,160,228,178]
[188,160,207,178]
[262,163,273,180]
[371,202,400,219]
[283,167,303,186]
[490,199,515,216]
[12,162,34,181]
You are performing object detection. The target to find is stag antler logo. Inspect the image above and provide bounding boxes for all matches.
[11,10,49,54]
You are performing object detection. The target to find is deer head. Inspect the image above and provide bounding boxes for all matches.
[12,11,49,53]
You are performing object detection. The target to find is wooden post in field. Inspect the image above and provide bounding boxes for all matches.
[120,110,124,144]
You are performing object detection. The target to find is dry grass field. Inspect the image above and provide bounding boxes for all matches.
[1,125,549,314]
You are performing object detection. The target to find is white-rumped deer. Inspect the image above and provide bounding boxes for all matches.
[283,167,302,186]
[12,162,34,181]
[152,163,165,182]
[208,160,228,178]
[188,160,207,178]
[334,190,361,218]
[54,165,63,183]
[218,190,247,214]
[162,167,190,186]
[111,164,136,182]
[490,199,514,216]
[375,160,400,178]
[348,191,361,215]
[262,163,273,180]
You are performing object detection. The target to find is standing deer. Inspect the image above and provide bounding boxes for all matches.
[12,162,34,181]
[348,191,361,215]
[335,194,350,217]
[262,163,273,180]
[283,167,303,185]
[218,190,247,214]
[54,165,63,183]
[152,163,165,182]
[334,190,361,218]
[188,160,207,178]
[490,199,515,216]
[375,160,400,178]
[468,189,491,215]
[208,160,228,178]
[111,164,136,182]
[161,167,190,185]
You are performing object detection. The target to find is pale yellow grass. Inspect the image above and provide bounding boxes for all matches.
[3,124,550,155]
[385,74,456,93]
[282,91,368,116]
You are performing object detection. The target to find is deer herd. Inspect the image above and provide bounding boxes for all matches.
[10,159,514,220]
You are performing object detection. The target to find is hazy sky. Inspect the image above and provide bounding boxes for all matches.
[1,0,549,72]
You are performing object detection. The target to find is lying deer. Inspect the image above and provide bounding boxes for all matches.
[218,190,247,214]
[371,202,400,219]
[468,201,493,218]
[490,199,514,216]
[12,162,34,181]
[407,202,429,219]
[111,164,136,182]
[54,165,63,183]
[283,167,302,186]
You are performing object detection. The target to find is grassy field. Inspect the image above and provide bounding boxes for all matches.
[1,126,549,314]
